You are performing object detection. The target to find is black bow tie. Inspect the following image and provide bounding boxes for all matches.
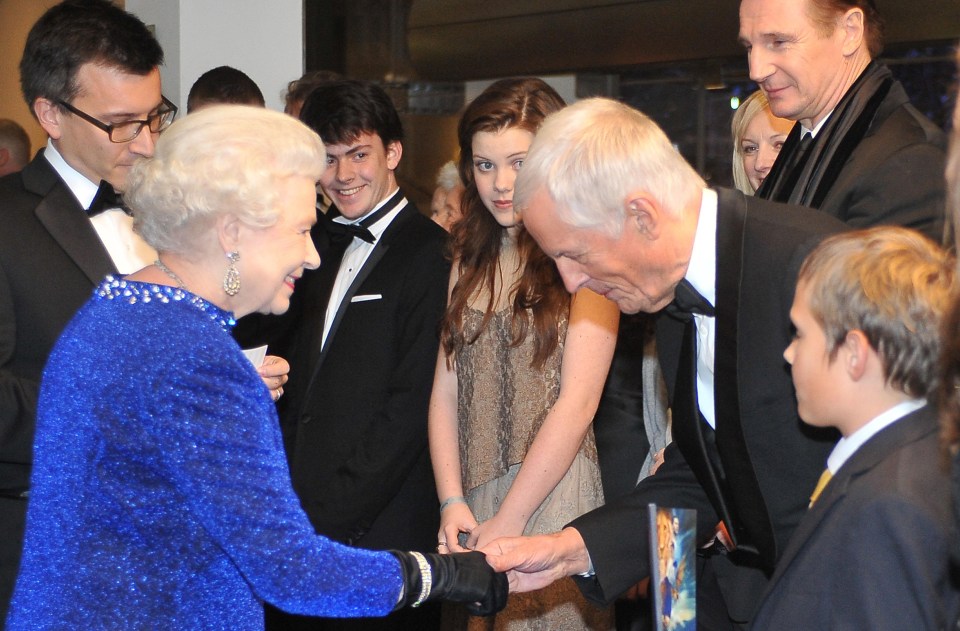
[324,193,404,245]
[326,220,376,244]
[665,279,715,320]
[87,180,131,217]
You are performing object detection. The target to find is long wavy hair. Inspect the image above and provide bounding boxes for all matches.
[440,77,568,369]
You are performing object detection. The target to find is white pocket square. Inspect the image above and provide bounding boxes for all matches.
[351,294,383,303]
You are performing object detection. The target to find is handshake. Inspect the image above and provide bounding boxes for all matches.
[390,550,508,616]
[390,528,588,616]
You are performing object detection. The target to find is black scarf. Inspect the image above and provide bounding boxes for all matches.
[756,61,896,208]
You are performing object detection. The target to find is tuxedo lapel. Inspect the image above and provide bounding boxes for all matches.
[714,189,773,563]
[655,314,683,403]
[304,203,414,392]
[34,190,116,285]
[665,316,739,543]
[302,238,348,374]
[23,155,116,285]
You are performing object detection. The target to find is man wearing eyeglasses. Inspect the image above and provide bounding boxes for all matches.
[0,1,169,619]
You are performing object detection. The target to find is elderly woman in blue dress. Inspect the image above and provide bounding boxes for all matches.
[6,105,505,630]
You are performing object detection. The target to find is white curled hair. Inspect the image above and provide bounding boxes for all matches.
[126,104,326,256]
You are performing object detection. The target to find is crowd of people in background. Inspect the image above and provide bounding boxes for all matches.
[0,0,959,630]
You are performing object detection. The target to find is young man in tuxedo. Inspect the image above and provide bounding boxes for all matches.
[267,80,449,631]
[752,227,958,629]
[480,97,847,630]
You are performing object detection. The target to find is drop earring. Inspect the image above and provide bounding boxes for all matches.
[223,251,241,296]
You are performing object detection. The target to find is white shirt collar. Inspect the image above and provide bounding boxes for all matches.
[801,110,833,139]
[826,398,926,474]
[43,139,100,210]
[683,188,717,307]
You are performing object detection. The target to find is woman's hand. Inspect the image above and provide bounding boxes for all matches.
[650,448,666,475]
[258,355,289,401]
[467,513,525,551]
[439,502,478,553]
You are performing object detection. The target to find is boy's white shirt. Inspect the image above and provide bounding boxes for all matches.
[825,398,926,474]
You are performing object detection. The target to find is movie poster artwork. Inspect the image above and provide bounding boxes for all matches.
[648,504,696,631]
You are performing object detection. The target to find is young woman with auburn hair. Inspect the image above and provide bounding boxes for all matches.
[429,77,618,629]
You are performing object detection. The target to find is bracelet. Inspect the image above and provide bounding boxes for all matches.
[439,495,466,512]
[409,551,432,607]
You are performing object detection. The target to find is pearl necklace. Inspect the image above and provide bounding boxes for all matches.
[153,258,188,291]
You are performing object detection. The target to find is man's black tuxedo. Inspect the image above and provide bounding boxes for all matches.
[281,195,448,546]
[0,151,117,619]
[570,189,846,624]
[751,405,959,629]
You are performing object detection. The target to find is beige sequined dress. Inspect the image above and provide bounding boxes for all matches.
[456,306,613,631]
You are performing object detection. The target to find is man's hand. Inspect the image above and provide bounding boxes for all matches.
[479,528,591,593]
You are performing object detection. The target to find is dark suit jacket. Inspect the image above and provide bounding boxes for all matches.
[570,188,846,622]
[0,153,116,490]
[751,405,960,630]
[771,77,945,241]
[0,151,116,616]
[281,198,449,553]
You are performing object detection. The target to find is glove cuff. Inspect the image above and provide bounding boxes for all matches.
[388,550,432,610]
[407,551,433,607]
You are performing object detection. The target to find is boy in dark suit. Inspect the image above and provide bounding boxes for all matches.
[752,226,959,629]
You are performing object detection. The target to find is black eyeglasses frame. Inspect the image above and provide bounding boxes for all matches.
[56,96,178,143]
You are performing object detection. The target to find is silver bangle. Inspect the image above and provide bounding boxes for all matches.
[439,495,466,512]
[409,551,432,607]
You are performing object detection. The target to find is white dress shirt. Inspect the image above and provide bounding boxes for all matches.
[825,399,926,474]
[801,111,833,139]
[684,188,718,427]
[321,189,407,349]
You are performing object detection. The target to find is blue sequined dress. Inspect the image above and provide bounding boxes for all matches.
[6,278,403,630]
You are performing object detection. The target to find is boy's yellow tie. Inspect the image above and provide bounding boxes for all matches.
[808,469,832,507]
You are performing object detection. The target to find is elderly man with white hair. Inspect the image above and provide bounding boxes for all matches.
[482,97,847,630]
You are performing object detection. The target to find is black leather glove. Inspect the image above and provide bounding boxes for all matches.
[389,550,508,616]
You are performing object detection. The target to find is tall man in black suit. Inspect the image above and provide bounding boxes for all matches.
[267,80,449,631]
[740,0,945,240]
[481,98,846,630]
[0,2,170,620]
